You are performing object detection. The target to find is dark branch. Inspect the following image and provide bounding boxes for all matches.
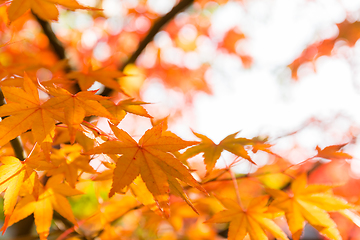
[122,0,194,69]
[33,12,73,75]
[33,0,195,96]
[9,137,26,161]
[33,13,80,93]
[100,0,195,96]
[33,13,66,61]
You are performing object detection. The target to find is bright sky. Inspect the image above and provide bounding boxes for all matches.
[187,0,360,139]
[146,0,360,173]
[61,0,360,173]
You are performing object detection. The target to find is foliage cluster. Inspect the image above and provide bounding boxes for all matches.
[1,0,360,239]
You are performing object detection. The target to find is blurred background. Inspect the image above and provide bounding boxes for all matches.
[46,0,360,174]
[3,0,360,238]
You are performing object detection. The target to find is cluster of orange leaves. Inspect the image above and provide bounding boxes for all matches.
[289,20,360,79]
[0,0,360,240]
[3,0,100,22]
[0,72,356,239]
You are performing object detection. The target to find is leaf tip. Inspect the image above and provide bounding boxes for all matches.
[0,215,10,234]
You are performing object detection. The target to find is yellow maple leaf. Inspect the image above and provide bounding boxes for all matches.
[46,144,96,187]
[43,86,114,143]
[0,73,58,146]
[129,175,163,216]
[83,195,139,233]
[86,123,205,217]
[7,0,101,22]
[205,195,289,240]
[0,156,37,220]
[4,175,82,240]
[315,143,352,160]
[181,131,255,173]
[66,66,126,93]
[101,98,152,124]
[267,174,354,240]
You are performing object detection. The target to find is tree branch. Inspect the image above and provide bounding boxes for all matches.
[100,0,195,96]
[33,0,195,96]
[32,13,67,61]
[122,0,194,69]
[33,13,79,91]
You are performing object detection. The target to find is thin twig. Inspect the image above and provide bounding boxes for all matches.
[229,168,243,208]
[124,0,194,69]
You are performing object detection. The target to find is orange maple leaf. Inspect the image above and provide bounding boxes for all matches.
[43,85,114,143]
[0,73,58,146]
[288,20,360,79]
[221,28,245,54]
[86,123,205,216]
[267,174,354,240]
[7,0,101,22]
[315,143,352,160]
[66,66,126,93]
[3,175,82,240]
[101,98,152,124]
[337,20,360,47]
[84,195,139,233]
[205,195,289,240]
[181,131,255,173]
[46,144,96,187]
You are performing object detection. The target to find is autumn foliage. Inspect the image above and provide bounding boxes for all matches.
[1,0,360,239]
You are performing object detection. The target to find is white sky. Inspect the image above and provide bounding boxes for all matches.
[69,0,360,173]
[148,0,360,173]
[186,0,356,139]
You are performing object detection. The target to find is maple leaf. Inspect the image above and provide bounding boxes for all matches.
[267,174,354,240]
[7,0,101,22]
[0,156,37,220]
[315,143,352,160]
[66,66,126,93]
[181,131,254,173]
[205,195,289,240]
[246,137,273,154]
[46,144,96,187]
[288,20,360,79]
[101,98,152,124]
[86,123,205,216]
[42,86,114,143]
[25,152,55,171]
[129,175,165,216]
[83,195,139,233]
[288,39,334,79]
[220,28,245,54]
[3,175,82,240]
[0,73,59,146]
[146,66,212,95]
[337,20,360,46]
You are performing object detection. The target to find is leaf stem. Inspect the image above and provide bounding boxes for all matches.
[283,156,315,173]
[229,168,244,209]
